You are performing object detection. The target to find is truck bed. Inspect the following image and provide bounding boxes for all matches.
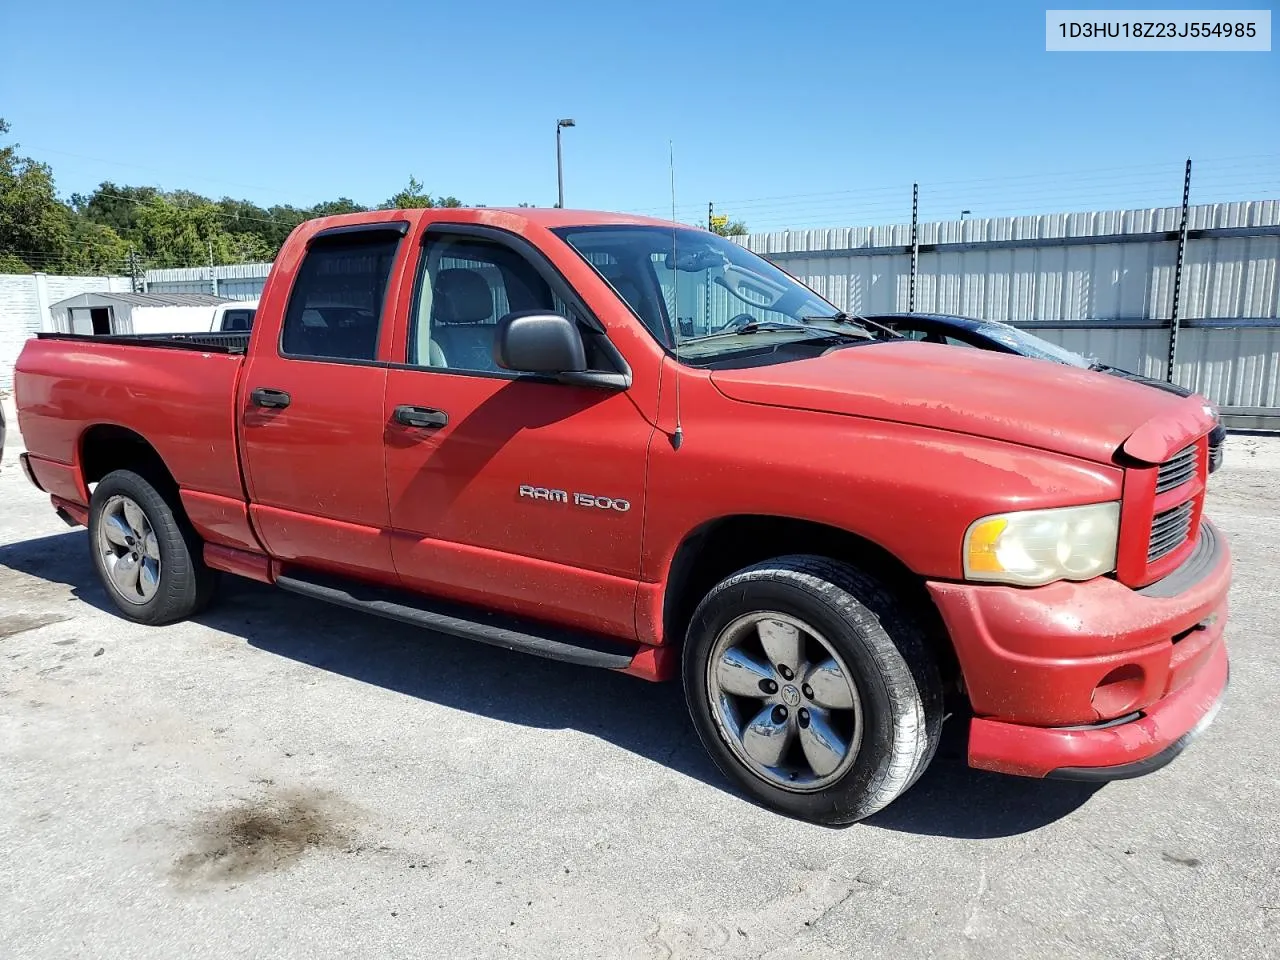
[15,334,248,506]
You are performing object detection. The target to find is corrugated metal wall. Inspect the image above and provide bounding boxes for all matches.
[741,201,1280,412]
[145,263,270,300]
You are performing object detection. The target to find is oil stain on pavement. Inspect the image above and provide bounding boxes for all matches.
[171,787,357,887]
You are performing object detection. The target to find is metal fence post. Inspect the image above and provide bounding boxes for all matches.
[908,183,919,313]
[1166,158,1192,383]
[705,202,715,332]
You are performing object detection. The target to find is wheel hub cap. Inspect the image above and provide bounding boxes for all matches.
[706,611,863,793]
[96,495,161,605]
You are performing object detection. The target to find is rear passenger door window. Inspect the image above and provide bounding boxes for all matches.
[281,232,401,361]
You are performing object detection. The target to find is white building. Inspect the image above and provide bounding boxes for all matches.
[48,291,239,336]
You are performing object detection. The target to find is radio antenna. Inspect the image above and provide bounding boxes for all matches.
[668,140,684,450]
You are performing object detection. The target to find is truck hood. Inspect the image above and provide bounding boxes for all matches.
[708,341,1213,465]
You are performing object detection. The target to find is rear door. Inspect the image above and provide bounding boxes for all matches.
[238,222,409,581]
[382,224,654,639]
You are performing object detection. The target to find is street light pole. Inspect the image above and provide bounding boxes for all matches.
[556,118,575,208]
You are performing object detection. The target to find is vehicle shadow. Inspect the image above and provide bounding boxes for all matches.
[1,529,1100,839]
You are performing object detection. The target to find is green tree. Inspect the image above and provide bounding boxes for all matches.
[216,196,276,244]
[263,204,311,249]
[0,118,75,271]
[310,197,368,217]
[63,219,130,274]
[132,195,227,267]
[381,175,434,210]
[380,176,462,210]
[0,252,31,273]
[220,231,276,264]
[71,182,160,236]
[710,216,748,237]
[0,119,470,273]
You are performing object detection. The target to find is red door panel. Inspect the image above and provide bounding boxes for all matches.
[236,221,410,582]
[384,368,652,639]
[240,360,395,580]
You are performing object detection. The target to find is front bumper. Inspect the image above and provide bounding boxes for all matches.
[928,519,1231,779]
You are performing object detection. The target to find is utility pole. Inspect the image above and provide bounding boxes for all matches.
[704,202,714,332]
[556,118,576,208]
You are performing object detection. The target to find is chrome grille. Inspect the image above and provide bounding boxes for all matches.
[1155,445,1197,494]
[1208,437,1224,474]
[1148,501,1195,563]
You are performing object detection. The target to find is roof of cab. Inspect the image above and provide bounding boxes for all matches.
[298,207,687,238]
[469,208,678,228]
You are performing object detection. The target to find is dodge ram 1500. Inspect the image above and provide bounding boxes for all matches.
[14,208,1230,824]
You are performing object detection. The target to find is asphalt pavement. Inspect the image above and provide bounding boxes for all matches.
[2,396,1277,959]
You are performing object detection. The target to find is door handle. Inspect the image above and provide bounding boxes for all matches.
[394,405,449,429]
[251,387,292,409]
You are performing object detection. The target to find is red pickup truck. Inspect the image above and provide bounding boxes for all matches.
[13,208,1230,824]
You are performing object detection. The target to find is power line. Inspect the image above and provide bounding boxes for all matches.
[625,153,1280,219]
[645,167,1279,221]
[735,181,1280,224]
[694,176,1280,231]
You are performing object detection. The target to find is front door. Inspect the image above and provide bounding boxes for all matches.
[238,224,407,581]
[383,227,654,640]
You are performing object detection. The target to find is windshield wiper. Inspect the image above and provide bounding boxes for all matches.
[682,320,825,345]
[799,311,901,338]
[733,320,813,335]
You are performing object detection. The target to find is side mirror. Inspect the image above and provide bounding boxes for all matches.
[494,311,587,374]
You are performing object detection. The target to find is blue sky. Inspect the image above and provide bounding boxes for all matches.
[3,0,1277,230]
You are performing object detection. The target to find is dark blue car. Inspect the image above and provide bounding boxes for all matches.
[868,313,1225,473]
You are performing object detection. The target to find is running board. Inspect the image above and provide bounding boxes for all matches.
[274,572,638,670]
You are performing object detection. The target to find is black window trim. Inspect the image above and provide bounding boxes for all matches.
[310,220,410,243]
[278,223,407,365]
[392,221,632,389]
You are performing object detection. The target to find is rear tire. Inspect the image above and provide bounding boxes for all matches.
[88,469,217,625]
[683,555,943,825]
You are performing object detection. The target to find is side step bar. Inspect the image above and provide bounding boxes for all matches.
[275,572,638,670]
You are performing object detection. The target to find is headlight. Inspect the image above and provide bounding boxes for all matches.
[963,502,1120,586]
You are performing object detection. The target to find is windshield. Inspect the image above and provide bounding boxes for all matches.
[553,226,869,358]
[972,320,1091,368]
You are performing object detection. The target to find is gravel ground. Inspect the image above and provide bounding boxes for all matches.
[2,396,1278,960]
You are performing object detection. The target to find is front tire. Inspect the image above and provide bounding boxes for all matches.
[88,469,217,625]
[683,555,943,825]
